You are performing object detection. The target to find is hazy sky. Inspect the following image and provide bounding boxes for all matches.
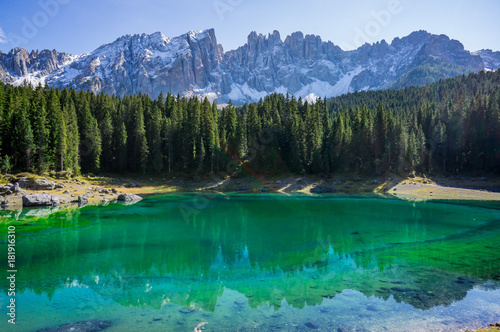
[0,0,499,54]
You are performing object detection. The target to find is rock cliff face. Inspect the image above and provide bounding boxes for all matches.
[0,48,75,84]
[1,29,499,104]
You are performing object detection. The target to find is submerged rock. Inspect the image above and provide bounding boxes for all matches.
[22,194,60,207]
[117,193,143,202]
[36,319,112,332]
[304,321,320,329]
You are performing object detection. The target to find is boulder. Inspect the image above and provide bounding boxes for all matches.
[17,177,56,190]
[111,188,118,194]
[78,196,88,204]
[310,185,335,194]
[55,183,65,189]
[22,194,60,207]
[117,193,143,202]
[261,187,269,193]
[235,186,250,192]
[0,183,19,194]
[11,183,20,193]
[36,319,112,332]
[100,188,110,194]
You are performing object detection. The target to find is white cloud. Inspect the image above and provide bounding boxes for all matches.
[0,27,8,43]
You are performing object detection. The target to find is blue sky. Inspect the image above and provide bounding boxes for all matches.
[0,0,499,54]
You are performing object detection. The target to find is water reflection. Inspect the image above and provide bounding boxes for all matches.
[1,194,500,315]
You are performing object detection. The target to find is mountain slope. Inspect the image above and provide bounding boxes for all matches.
[0,29,499,104]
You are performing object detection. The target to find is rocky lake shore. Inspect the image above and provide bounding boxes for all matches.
[1,173,500,215]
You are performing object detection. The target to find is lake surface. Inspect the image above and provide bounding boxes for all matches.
[1,193,500,331]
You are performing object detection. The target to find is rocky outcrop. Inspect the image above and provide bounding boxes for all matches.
[22,194,60,207]
[473,49,500,71]
[0,48,75,85]
[17,177,56,190]
[0,183,21,194]
[48,29,224,98]
[36,319,112,332]
[117,193,143,202]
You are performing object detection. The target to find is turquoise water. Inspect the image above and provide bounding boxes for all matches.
[1,193,500,331]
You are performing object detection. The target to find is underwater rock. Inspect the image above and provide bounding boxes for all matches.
[36,319,112,332]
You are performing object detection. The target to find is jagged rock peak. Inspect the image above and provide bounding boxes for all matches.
[0,29,499,105]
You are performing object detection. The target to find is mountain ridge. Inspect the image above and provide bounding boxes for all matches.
[1,28,499,104]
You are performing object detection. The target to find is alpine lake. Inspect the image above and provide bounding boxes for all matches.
[1,193,500,331]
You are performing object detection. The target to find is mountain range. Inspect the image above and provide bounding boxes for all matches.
[1,28,499,104]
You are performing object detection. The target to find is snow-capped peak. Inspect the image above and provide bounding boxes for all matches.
[0,29,498,105]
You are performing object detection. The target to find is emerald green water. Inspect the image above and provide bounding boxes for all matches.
[1,194,500,331]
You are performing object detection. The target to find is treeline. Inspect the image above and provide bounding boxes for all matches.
[0,70,499,176]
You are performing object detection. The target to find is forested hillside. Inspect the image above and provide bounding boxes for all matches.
[0,70,499,177]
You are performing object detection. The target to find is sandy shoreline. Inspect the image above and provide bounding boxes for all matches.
[1,174,500,213]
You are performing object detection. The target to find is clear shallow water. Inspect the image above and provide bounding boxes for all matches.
[1,194,500,331]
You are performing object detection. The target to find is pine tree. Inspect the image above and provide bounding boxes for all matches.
[64,101,80,174]
[13,94,35,171]
[116,122,128,173]
[78,97,102,173]
[56,109,67,171]
[97,93,115,171]
[132,98,149,174]
[150,105,163,173]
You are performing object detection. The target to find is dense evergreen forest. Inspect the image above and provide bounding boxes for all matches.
[0,70,499,177]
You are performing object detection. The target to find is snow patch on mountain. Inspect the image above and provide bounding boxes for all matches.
[473,50,500,71]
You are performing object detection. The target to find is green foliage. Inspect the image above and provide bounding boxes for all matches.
[0,70,499,176]
[0,155,12,174]
[390,63,473,90]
